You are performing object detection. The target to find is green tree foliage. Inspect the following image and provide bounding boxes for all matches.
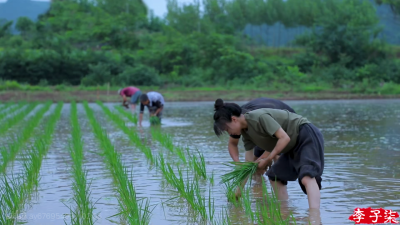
[294,0,386,69]
[0,0,399,88]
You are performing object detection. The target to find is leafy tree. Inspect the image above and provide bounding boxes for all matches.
[295,0,386,69]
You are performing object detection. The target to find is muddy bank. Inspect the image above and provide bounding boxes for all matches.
[1,90,400,102]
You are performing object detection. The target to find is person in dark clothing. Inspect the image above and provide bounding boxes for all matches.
[224,98,322,197]
[213,98,324,209]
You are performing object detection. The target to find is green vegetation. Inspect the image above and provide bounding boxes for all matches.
[0,101,297,224]
[0,101,52,173]
[0,102,62,225]
[0,0,400,96]
[65,101,96,225]
[97,101,154,164]
[149,116,161,126]
[0,102,23,122]
[114,105,138,125]
[220,162,258,195]
[83,101,153,225]
[0,102,38,136]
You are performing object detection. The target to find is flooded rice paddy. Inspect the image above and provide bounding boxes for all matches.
[0,99,399,225]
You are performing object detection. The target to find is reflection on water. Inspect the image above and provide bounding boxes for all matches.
[5,99,400,225]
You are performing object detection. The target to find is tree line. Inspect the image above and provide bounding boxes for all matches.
[0,0,399,90]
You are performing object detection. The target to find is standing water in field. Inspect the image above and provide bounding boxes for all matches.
[1,99,399,225]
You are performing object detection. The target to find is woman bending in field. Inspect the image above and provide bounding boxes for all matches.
[213,99,324,209]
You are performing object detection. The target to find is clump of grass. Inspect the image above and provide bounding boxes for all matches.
[220,162,258,195]
[150,116,161,126]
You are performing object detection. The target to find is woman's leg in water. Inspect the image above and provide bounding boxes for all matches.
[301,177,320,209]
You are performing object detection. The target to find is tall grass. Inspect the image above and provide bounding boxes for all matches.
[0,102,38,136]
[0,101,52,173]
[83,101,152,225]
[97,101,154,164]
[65,101,96,225]
[0,102,63,225]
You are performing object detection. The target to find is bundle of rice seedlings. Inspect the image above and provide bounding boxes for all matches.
[220,161,258,195]
[150,116,161,125]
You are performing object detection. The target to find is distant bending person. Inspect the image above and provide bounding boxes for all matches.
[139,91,165,126]
[118,86,142,114]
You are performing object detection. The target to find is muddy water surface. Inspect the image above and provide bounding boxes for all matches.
[5,99,400,225]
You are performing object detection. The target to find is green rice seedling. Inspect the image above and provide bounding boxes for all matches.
[0,102,63,225]
[157,153,210,222]
[207,187,215,223]
[254,179,296,225]
[149,116,161,126]
[0,102,22,121]
[65,101,96,225]
[220,161,258,195]
[97,101,154,164]
[188,148,207,180]
[0,175,25,224]
[114,105,138,125]
[150,127,187,164]
[241,185,256,224]
[0,101,53,173]
[0,102,39,136]
[83,102,153,225]
[214,206,233,225]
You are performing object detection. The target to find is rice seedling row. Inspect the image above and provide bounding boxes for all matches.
[114,105,138,125]
[221,162,296,224]
[114,107,208,181]
[64,101,96,225]
[0,102,38,136]
[149,127,208,180]
[98,103,295,224]
[0,101,53,173]
[0,102,20,118]
[83,101,152,225]
[0,102,63,225]
[157,153,212,223]
[149,125,293,224]
[99,103,230,224]
[96,101,154,164]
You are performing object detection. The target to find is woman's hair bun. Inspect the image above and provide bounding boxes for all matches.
[214,98,224,110]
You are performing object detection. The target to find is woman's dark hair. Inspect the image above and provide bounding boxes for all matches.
[213,98,242,137]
